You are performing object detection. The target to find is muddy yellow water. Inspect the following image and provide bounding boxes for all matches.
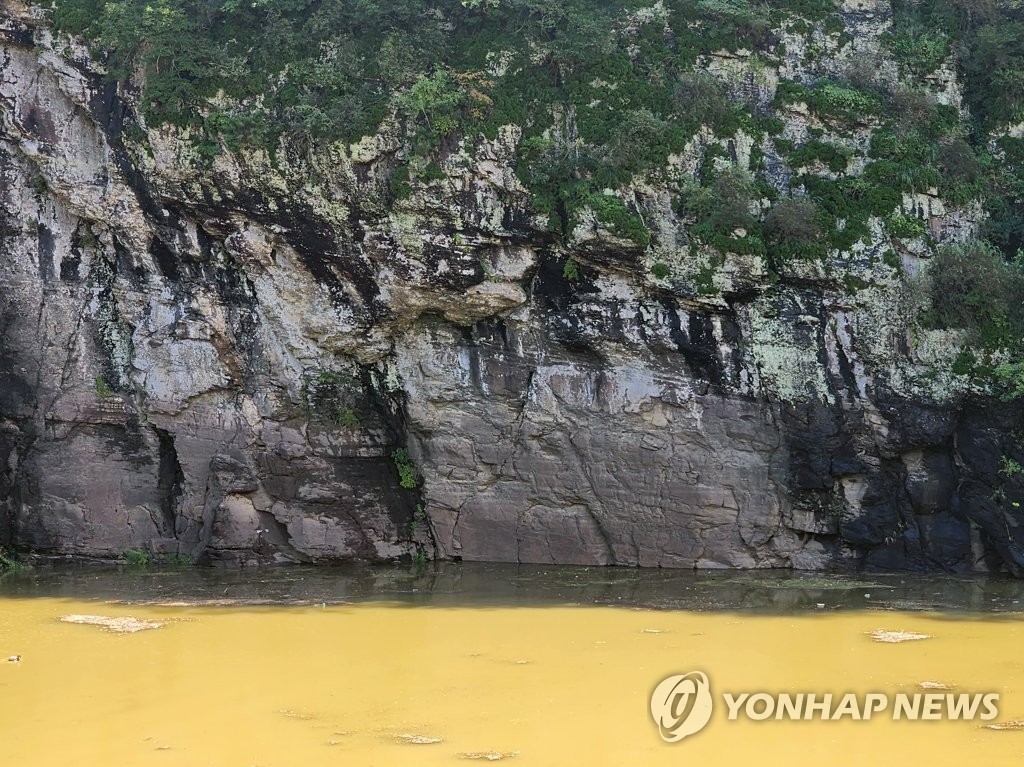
[2,600,1024,765]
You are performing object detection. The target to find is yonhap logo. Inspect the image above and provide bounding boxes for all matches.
[650,671,715,742]
[650,671,1003,743]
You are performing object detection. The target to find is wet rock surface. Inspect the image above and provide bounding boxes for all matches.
[2,5,1024,574]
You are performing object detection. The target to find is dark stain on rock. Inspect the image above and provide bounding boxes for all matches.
[60,232,83,283]
[534,250,599,304]
[0,18,35,48]
[0,308,35,417]
[21,105,56,145]
[662,302,721,385]
[36,221,54,282]
[148,235,179,281]
[154,427,184,538]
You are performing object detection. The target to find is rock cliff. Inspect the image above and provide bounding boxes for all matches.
[3,0,1024,572]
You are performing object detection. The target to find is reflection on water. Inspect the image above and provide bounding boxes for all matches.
[2,564,1024,766]
[4,562,1024,612]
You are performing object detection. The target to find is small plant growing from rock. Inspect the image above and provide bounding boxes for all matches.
[75,224,100,250]
[0,548,27,573]
[478,256,501,283]
[887,213,927,239]
[392,448,418,490]
[94,376,114,398]
[410,503,429,535]
[562,258,580,281]
[1000,457,1023,478]
[651,262,670,279]
[882,249,901,270]
[300,369,361,429]
[123,549,150,567]
[335,408,360,429]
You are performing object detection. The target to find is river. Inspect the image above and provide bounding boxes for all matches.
[2,564,1023,765]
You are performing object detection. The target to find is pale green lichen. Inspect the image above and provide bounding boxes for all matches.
[744,299,834,404]
[391,212,427,257]
[88,256,135,391]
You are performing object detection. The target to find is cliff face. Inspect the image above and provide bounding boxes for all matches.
[2,0,1024,572]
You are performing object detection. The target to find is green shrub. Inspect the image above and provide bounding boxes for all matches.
[960,18,1024,129]
[585,194,651,247]
[887,214,927,239]
[756,115,785,135]
[602,108,689,181]
[787,140,853,173]
[124,549,150,567]
[938,137,984,204]
[695,260,721,295]
[763,196,825,263]
[885,28,949,75]
[814,83,884,120]
[885,88,951,134]
[776,80,882,123]
[392,448,418,490]
[390,162,413,199]
[681,166,757,239]
[802,175,901,252]
[924,241,1024,348]
[651,262,671,279]
[996,360,1024,401]
[398,68,466,141]
[335,409,360,429]
[764,197,820,241]
[673,71,743,137]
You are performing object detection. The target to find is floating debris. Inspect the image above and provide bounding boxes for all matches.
[60,615,163,633]
[277,709,315,721]
[6,655,20,663]
[918,681,954,690]
[460,750,519,760]
[723,576,887,590]
[394,734,443,745]
[641,628,664,634]
[868,629,932,644]
[984,721,1024,731]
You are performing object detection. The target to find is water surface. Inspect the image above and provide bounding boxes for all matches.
[3,564,1024,765]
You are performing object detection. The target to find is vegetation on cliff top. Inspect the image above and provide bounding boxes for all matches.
[41,0,1024,381]
[46,0,834,243]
